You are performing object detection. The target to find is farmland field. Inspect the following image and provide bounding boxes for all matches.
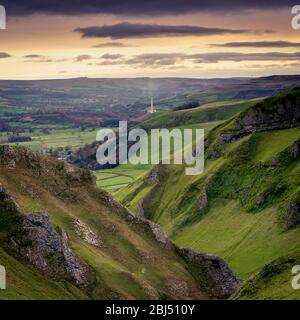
[0,128,100,152]
[94,164,152,192]
[95,120,223,192]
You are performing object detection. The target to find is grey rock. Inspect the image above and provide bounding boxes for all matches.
[165,278,189,297]
[73,218,103,248]
[271,155,280,167]
[237,94,300,132]
[255,196,264,208]
[214,93,300,145]
[208,148,220,160]
[12,212,92,288]
[0,146,17,170]
[136,200,145,218]
[147,165,161,184]
[284,202,300,230]
[106,193,135,220]
[290,142,300,160]
[177,247,241,298]
[218,131,252,144]
[197,190,208,211]
[0,184,22,214]
[134,167,160,218]
[0,145,17,159]
[148,221,173,249]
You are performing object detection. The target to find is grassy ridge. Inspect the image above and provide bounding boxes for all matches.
[0,147,208,300]
[117,91,300,299]
[139,100,260,130]
[119,128,300,280]
[232,253,300,300]
[95,165,152,192]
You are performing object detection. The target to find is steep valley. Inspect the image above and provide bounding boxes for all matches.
[1,86,300,300]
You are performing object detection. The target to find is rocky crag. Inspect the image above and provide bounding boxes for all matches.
[11,212,93,288]
[208,88,300,158]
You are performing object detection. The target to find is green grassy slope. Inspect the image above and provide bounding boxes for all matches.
[0,128,100,152]
[108,121,222,193]
[69,98,252,194]
[232,253,300,300]
[95,165,152,193]
[0,146,209,300]
[117,89,300,299]
[138,100,260,130]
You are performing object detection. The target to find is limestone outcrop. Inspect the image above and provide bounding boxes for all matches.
[177,248,242,298]
[283,202,300,230]
[10,212,93,288]
[197,190,208,211]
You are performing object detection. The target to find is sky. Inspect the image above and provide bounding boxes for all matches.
[0,0,300,79]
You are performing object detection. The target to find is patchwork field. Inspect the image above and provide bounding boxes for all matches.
[95,165,152,192]
[0,128,99,152]
[95,120,223,192]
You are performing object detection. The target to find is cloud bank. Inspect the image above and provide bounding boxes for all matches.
[213,41,300,48]
[75,22,250,39]
[2,0,295,16]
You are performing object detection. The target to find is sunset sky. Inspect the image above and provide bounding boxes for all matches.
[0,0,300,79]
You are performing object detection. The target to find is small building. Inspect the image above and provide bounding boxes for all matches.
[147,96,157,114]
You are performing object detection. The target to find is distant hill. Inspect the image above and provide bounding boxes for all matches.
[68,98,262,171]
[1,75,300,130]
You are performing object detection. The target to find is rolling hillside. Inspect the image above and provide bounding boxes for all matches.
[116,88,300,299]
[71,98,259,193]
[0,145,239,300]
[138,99,260,130]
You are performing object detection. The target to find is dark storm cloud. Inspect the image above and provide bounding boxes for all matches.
[213,41,300,48]
[2,1,296,16]
[93,42,138,48]
[0,52,11,58]
[74,22,250,39]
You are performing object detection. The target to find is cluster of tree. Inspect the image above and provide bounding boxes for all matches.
[172,100,200,111]
[100,119,120,127]
[8,135,32,143]
[0,122,11,132]
[46,146,72,160]
[42,128,50,135]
